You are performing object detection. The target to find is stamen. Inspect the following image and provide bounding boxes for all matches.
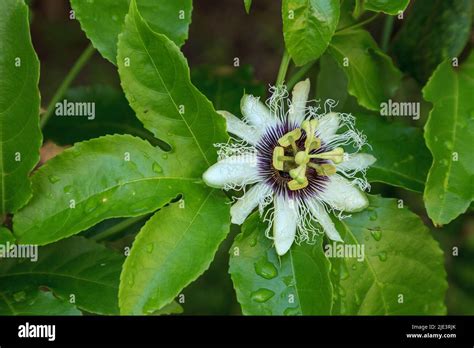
[309,147,344,164]
[308,163,337,176]
[301,119,318,150]
[288,178,308,190]
[278,128,301,148]
[272,146,285,170]
[289,164,307,183]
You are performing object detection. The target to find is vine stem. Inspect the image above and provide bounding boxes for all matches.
[40,44,96,129]
[90,214,151,242]
[275,49,291,86]
[335,13,380,34]
[381,15,395,51]
[286,61,316,91]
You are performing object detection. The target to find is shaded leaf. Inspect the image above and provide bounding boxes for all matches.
[392,0,472,83]
[0,237,123,315]
[328,29,402,111]
[70,0,192,64]
[422,53,474,225]
[229,213,332,315]
[0,0,41,214]
[282,0,340,66]
[244,0,252,14]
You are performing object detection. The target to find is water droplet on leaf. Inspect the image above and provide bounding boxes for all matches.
[370,229,382,241]
[378,251,387,262]
[13,291,26,302]
[48,175,60,184]
[251,288,275,303]
[254,258,278,279]
[152,162,163,174]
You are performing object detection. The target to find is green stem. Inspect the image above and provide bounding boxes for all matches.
[275,49,291,86]
[40,44,95,129]
[286,61,316,91]
[91,214,151,242]
[336,13,380,34]
[353,0,365,19]
[381,15,394,51]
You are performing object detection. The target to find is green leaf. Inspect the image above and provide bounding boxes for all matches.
[364,0,409,15]
[13,134,183,245]
[282,0,340,66]
[331,195,447,314]
[328,29,402,111]
[244,0,252,14]
[0,237,124,315]
[392,0,472,83]
[0,0,41,214]
[43,85,157,146]
[356,115,431,193]
[116,0,231,315]
[422,53,474,225]
[0,286,81,316]
[117,0,228,175]
[192,65,265,116]
[229,213,332,315]
[0,227,15,245]
[70,0,192,64]
[152,301,183,315]
[119,187,230,314]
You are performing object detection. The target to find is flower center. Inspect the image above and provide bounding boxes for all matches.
[271,119,344,191]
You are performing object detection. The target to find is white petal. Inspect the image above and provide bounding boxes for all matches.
[241,94,274,128]
[273,195,298,256]
[218,110,261,145]
[230,183,272,225]
[306,199,343,242]
[317,112,339,143]
[202,154,260,188]
[288,78,310,125]
[319,174,369,212]
[338,153,376,171]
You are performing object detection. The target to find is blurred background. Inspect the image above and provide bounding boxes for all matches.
[29,0,473,315]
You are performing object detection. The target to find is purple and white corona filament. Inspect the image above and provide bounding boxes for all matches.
[203,79,376,256]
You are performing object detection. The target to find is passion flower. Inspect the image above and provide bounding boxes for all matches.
[203,79,376,255]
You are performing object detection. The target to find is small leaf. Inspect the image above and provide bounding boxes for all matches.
[392,0,472,83]
[0,286,81,316]
[0,237,124,315]
[331,195,447,314]
[13,135,182,245]
[328,29,402,111]
[0,0,41,214]
[282,0,340,66]
[244,0,252,14]
[229,213,332,315]
[364,0,410,15]
[356,115,431,193]
[422,53,474,225]
[0,227,15,245]
[119,187,230,314]
[43,85,157,146]
[70,0,193,64]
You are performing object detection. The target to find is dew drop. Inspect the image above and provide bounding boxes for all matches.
[340,262,349,280]
[378,251,387,262]
[152,162,163,174]
[249,236,257,247]
[283,307,300,316]
[254,258,278,280]
[63,185,73,194]
[146,243,154,253]
[370,229,382,241]
[282,276,294,287]
[250,288,275,303]
[13,291,26,302]
[48,175,60,184]
[369,211,378,221]
[351,264,357,271]
[84,199,98,213]
[161,154,168,160]
[338,286,346,298]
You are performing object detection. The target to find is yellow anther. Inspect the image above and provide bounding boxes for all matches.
[307,138,321,152]
[277,128,302,147]
[288,178,308,190]
[310,147,344,164]
[272,146,285,171]
[308,163,337,176]
[295,151,309,165]
[289,164,307,184]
